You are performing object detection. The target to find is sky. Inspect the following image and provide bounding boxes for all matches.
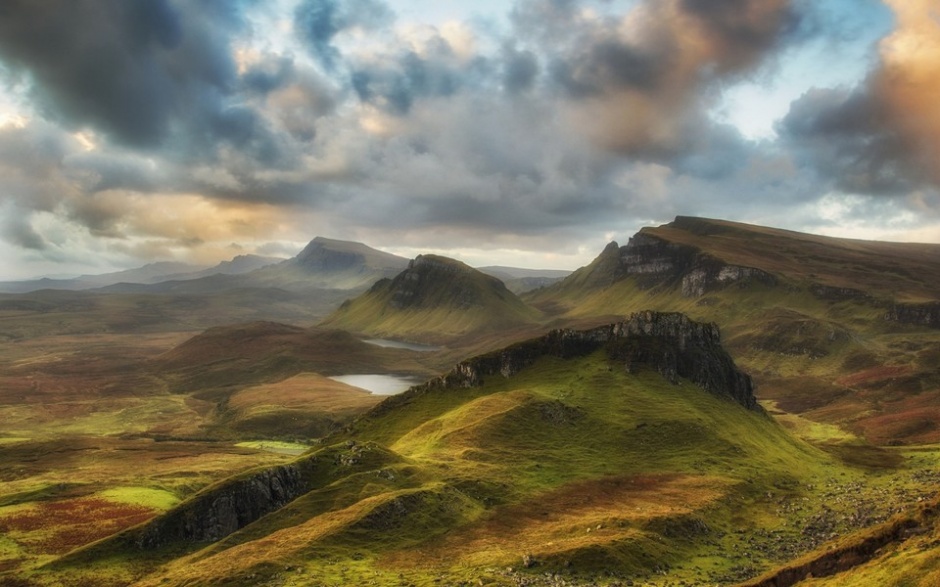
[0,0,938,279]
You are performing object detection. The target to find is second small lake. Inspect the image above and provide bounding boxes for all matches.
[362,338,442,352]
[328,374,420,395]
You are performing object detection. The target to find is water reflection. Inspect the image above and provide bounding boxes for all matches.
[328,374,420,395]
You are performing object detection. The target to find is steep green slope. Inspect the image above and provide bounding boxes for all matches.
[526,217,940,446]
[321,254,541,344]
[36,313,917,587]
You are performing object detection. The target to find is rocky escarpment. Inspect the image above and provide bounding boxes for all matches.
[885,302,940,329]
[57,442,401,564]
[370,311,759,416]
[569,231,776,298]
[134,463,310,547]
[621,233,777,297]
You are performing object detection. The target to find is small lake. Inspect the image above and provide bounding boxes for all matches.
[328,374,420,395]
[363,338,442,352]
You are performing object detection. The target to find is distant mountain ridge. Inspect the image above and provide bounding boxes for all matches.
[0,237,412,295]
[532,216,940,305]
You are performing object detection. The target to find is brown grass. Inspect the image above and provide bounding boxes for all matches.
[0,497,154,555]
[228,373,381,416]
[382,473,731,568]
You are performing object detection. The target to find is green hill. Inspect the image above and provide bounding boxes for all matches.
[42,312,914,587]
[320,254,541,344]
[527,216,940,447]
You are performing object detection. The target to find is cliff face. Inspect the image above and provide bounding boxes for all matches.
[373,311,759,415]
[135,462,311,548]
[568,232,776,298]
[622,233,777,297]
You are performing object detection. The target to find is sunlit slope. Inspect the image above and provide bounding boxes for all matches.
[526,217,940,446]
[49,314,870,587]
[738,494,940,587]
[321,254,541,344]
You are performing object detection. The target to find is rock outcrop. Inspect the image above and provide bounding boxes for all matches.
[885,303,940,329]
[565,231,776,298]
[135,462,310,548]
[372,311,759,416]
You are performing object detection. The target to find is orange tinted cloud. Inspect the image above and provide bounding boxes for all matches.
[564,0,797,154]
[876,0,940,182]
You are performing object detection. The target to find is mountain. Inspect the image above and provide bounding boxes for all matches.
[320,254,541,344]
[527,216,940,447]
[477,265,571,294]
[53,312,875,587]
[0,261,208,294]
[97,237,410,295]
[536,215,940,303]
[157,254,282,281]
[239,236,410,291]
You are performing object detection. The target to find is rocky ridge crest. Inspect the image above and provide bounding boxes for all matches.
[370,311,760,417]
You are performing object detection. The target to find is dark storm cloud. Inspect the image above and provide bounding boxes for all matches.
[502,45,539,94]
[678,0,808,72]
[294,0,395,69]
[242,55,296,95]
[0,0,182,147]
[351,50,470,115]
[508,0,805,165]
[778,1,940,196]
[777,88,917,195]
[0,0,289,166]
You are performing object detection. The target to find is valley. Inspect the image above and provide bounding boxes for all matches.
[1,218,939,586]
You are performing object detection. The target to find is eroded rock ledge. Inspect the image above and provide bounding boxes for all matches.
[373,311,759,416]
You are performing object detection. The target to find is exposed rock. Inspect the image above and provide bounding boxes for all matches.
[374,311,760,415]
[576,233,777,298]
[885,303,940,329]
[809,285,872,301]
[135,463,310,548]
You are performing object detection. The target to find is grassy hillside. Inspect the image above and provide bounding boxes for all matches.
[26,318,935,587]
[321,254,541,344]
[526,217,940,447]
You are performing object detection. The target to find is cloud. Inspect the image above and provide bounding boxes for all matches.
[535,0,804,158]
[1,0,937,278]
[501,44,540,94]
[294,0,395,69]
[778,0,940,195]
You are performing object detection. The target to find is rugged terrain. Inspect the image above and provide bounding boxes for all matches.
[1,217,939,586]
[528,216,940,447]
[34,312,916,587]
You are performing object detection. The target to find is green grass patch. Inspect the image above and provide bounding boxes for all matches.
[234,440,311,455]
[96,487,180,511]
